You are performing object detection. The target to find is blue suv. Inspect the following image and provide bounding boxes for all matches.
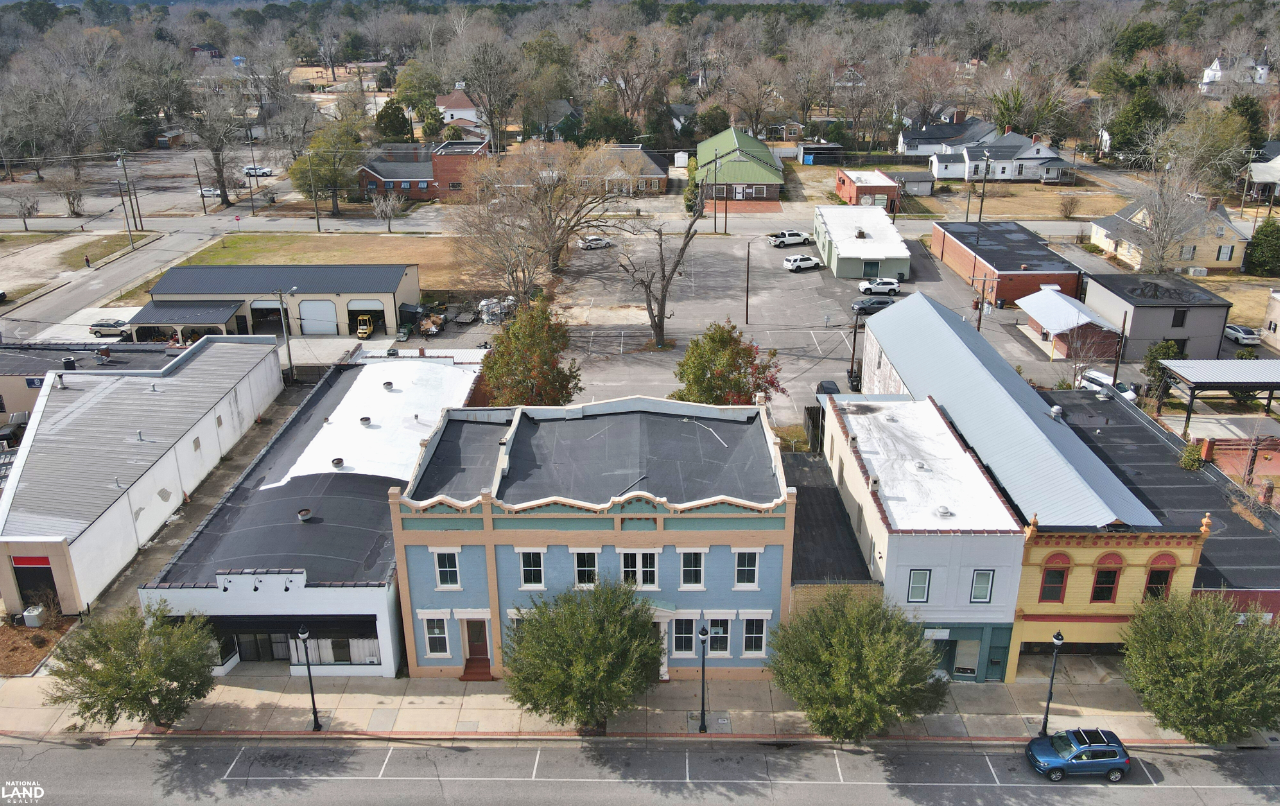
[1025,728,1131,782]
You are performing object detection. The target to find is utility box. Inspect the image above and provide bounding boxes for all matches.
[22,606,45,628]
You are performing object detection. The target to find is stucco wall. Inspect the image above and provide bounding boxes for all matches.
[1084,282,1230,360]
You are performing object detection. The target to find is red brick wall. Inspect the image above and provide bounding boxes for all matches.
[1026,316,1118,360]
[358,168,433,201]
[431,152,485,200]
[931,224,1080,303]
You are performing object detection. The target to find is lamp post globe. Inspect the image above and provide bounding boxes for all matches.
[698,626,710,734]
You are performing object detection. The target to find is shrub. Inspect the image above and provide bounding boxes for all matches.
[1179,441,1203,470]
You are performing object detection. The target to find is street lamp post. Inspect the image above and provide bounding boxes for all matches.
[848,309,862,390]
[297,624,323,731]
[1038,630,1065,737]
[698,625,709,734]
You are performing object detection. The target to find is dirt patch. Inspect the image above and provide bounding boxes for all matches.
[1191,276,1272,328]
[62,234,134,270]
[0,233,58,258]
[0,617,76,676]
[179,233,473,291]
[0,232,132,295]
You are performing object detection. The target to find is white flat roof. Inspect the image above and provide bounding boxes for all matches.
[840,169,896,187]
[838,399,1019,532]
[271,359,478,486]
[815,206,911,261]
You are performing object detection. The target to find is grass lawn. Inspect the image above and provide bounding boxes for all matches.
[0,232,59,258]
[59,234,135,270]
[953,181,1128,219]
[1191,276,1272,328]
[181,233,472,290]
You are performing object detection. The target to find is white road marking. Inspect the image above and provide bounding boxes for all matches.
[810,331,822,355]
[1139,758,1157,786]
[833,749,843,783]
[378,747,393,779]
[984,754,999,784]
[532,749,541,780]
[838,331,851,353]
[685,750,690,783]
[223,747,245,780]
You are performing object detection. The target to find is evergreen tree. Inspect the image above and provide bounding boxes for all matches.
[1109,88,1165,154]
[1142,339,1185,402]
[670,320,784,405]
[375,100,413,143]
[480,299,583,406]
[419,105,444,141]
[1227,95,1266,151]
[393,59,444,120]
[1246,217,1280,276]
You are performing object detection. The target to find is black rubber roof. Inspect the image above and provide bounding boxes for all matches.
[0,343,173,375]
[937,221,1078,274]
[1040,390,1280,591]
[1086,272,1230,307]
[130,300,243,325]
[151,264,412,296]
[412,416,512,501]
[784,453,873,583]
[496,411,781,506]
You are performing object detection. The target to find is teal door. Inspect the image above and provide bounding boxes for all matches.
[985,646,1008,682]
[863,260,880,278]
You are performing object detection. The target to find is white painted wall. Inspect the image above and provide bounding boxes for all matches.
[883,534,1022,623]
[68,498,139,608]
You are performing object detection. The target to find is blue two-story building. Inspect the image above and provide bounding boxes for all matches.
[390,397,797,681]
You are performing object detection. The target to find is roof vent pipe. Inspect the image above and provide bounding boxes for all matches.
[937,505,953,517]
[332,457,344,468]
[1021,263,1030,271]
[62,357,76,371]
[137,430,144,441]
[54,373,65,389]
[360,416,372,427]
[1050,405,1064,420]
[383,381,393,391]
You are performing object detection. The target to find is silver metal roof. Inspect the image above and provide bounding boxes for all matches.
[0,341,278,540]
[1161,359,1280,386]
[866,293,1160,529]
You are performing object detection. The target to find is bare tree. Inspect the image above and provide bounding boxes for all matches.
[185,89,244,207]
[47,170,84,216]
[580,27,670,123]
[1064,321,1122,388]
[726,56,783,138]
[371,191,405,233]
[619,186,704,349]
[2,186,40,230]
[1130,166,1204,273]
[455,200,548,302]
[1059,195,1081,219]
[783,33,837,126]
[462,38,520,150]
[314,17,346,83]
[905,55,957,125]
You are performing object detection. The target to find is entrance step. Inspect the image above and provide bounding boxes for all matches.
[460,657,493,681]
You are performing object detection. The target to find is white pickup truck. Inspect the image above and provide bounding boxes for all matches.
[768,230,812,247]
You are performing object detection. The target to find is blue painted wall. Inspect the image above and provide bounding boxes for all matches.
[406,544,490,668]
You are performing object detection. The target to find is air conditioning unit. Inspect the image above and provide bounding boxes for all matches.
[1188,267,1208,277]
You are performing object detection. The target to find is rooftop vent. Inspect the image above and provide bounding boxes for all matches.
[868,475,880,490]
[360,416,372,427]
[884,413,897,423]
[1096,391,1113,401]
[383,381,393,391]
[62,357,76,371]
[332,457,343,468]
[937,505,954,517]
[1049,405,1064,420]
[297,508,313,522]
[1021,263,1031,271]
[914,460,928,470]
[855,227,867,239]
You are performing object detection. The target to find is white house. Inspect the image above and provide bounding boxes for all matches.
[933,131,1074,184]
[140,356,483,678]
[897,116,997,155]
[0,337,283,618]
[436,86,478,123]
[821,395,1024,682]
[1200,50,1270,94]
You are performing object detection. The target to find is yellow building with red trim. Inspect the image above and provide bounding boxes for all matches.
[1006,514,1208,679]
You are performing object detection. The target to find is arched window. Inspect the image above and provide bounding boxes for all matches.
[1039,553,1071,603]
[1145,553,1178,600]
[1091,553,1124,604]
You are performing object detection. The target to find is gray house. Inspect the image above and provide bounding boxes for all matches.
[1083,273,1232,360]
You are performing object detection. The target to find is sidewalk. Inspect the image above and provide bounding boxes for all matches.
[0,655,1185,746]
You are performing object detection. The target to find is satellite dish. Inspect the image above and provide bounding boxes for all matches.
[859,196,873,205]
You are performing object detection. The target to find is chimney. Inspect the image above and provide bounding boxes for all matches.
[1201,437,1216,462]
[954,109,965,124]
[1207,197,1220,212]
[1031,134,1041,144]
[1005,125,1013,134]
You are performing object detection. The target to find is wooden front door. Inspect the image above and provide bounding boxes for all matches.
[466,621,488,659]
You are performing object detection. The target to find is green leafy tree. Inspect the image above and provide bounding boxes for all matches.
[1142,339,1184,403]
[419,105,445,141]
[375,100,414,143]
[1246,217,1280,276]
[1228,95,1266,151]
[394,59,444,120]
[697,105,731,136]
[441,124,464,142]
[670,320,784,405]
[503,580,662,731]
[44,600,216,729]
[480,300,583,406]
[1229,347,1260,404]
[1124,594,1280,745]
[767,590,949,743]
[287,117,368,215]
[1109,88,1165,154]
[1113,21,1166,61]
[582,109,640,144]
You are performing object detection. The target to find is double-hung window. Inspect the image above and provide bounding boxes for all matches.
[520,551,544,589]
[424,619,448,655]
[707,619,730,655]
[1217,244,1234,262]
[1180,245,1197,261]
[743,618,766,656]
[679,550,705,590]
[575,551,597,587]
[907,569,931,603]
[621,551,658,590]
[435,552,459,589]
[734,551,759,590]
[400,181,410,189]
[1091,569,1119,603]
[673,619,695,655]
[970,570,994,603]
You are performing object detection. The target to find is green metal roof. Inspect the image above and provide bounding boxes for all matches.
[694,128,782,185]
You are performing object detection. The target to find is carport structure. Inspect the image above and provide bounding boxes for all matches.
[128,300,242,343]
[1161,359,1280,435]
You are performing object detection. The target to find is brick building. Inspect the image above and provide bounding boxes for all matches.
[357,141,489,202]
[930,221,1081,305]
[1016,288,1119,362]
[834,169,900,211]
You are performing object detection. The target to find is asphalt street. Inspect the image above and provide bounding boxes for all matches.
[1,740,1276,805]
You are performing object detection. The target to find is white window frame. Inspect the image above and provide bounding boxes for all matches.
[429,547,462,591]
[677,548,708,591]
[514,547,547,591]
[620,550,660,591]
[970,569,994,604]
[733,549,762,591]
[705,616,732,657]
[1180,244,1196,261]
[753,185,765,197]
[742,618,767,657]
[417,181,428,189]
[416,609,452,657]
[672,617,697,657]
[1217,244,1234,261]
[907,569,931,603]
[572,548,601,589]
[400,181,410,189]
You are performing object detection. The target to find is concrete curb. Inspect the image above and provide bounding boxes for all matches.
[0,231,164,316]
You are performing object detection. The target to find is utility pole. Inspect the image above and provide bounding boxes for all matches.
[848,310,862,389]
[745,241,751,324]
[194,158,208,215]
[976,150,991,223]
[276,286,298,383]
[1111,310,1127,386]
[307,156,321,233]
[245,110,259,216]
[117,151,143,231]
[968,274,994,331]
[965,180,973,222]
[712,149,720,234]
[116,181,135,250]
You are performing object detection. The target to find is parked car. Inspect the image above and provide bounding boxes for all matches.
[768,230,812,247]
[0,422,26,447]
[783,255,822,272]
[1078,369,1137,401]
[243,166,273,177]
[89,320,129,337]
[1225,324,1261,346]
[851,297,897,315]
[859,278,900,296]
[0,290,8,303]
[1025,729,1131,783]
[577,235,613,250]
[200,187,220,197]
[815,380,840,395]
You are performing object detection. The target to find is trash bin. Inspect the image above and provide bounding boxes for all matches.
[23,606,45,629]
[995,298,1006,309]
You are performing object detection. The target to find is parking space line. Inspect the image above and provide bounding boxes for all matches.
[984,754,999,785]
[685,750,689,783]
[1139,758,1157,786]
[222,747,244,780]
[378,747,393,779]
[810,331,822,355]
[833,750,843,783]
[532,749,540,780]
[838,330,851,353]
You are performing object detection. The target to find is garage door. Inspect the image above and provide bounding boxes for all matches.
[346,300,385,312]
[299,300,338,335]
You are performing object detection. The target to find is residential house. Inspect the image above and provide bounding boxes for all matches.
[1082,272,1232,360]
[1015,288,1119,362]
[930,221,1082,305]
[860,293,1207,678]
[934,130,1075,184]
[897,113,997,155]
[1262,290,1280,352]
[436,87,478,123]
[0,344,174,422]
[695,128,785,202]
[132,264,420,340]
[834,169,900,211]
[523,99,580,141]
[1246,152,1280,202]
[140,356,483,678]
[0,337,282,618]
[813,206,911,280]
[357,141,490,203]
[670,103,697,134]
[1199,49,1270,95]
[599,144,670,195]
[766,120,805,141]
[820,396,1024,681]
[392,397,795,681]
[887,171,935,197]
[1090,199,1249,273]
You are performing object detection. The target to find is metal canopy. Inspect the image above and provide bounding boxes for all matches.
[1160,360,1280,436]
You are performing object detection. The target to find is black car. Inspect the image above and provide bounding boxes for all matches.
[815,380,840,395]
[0,423,26,446]
[851,297,897,315]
